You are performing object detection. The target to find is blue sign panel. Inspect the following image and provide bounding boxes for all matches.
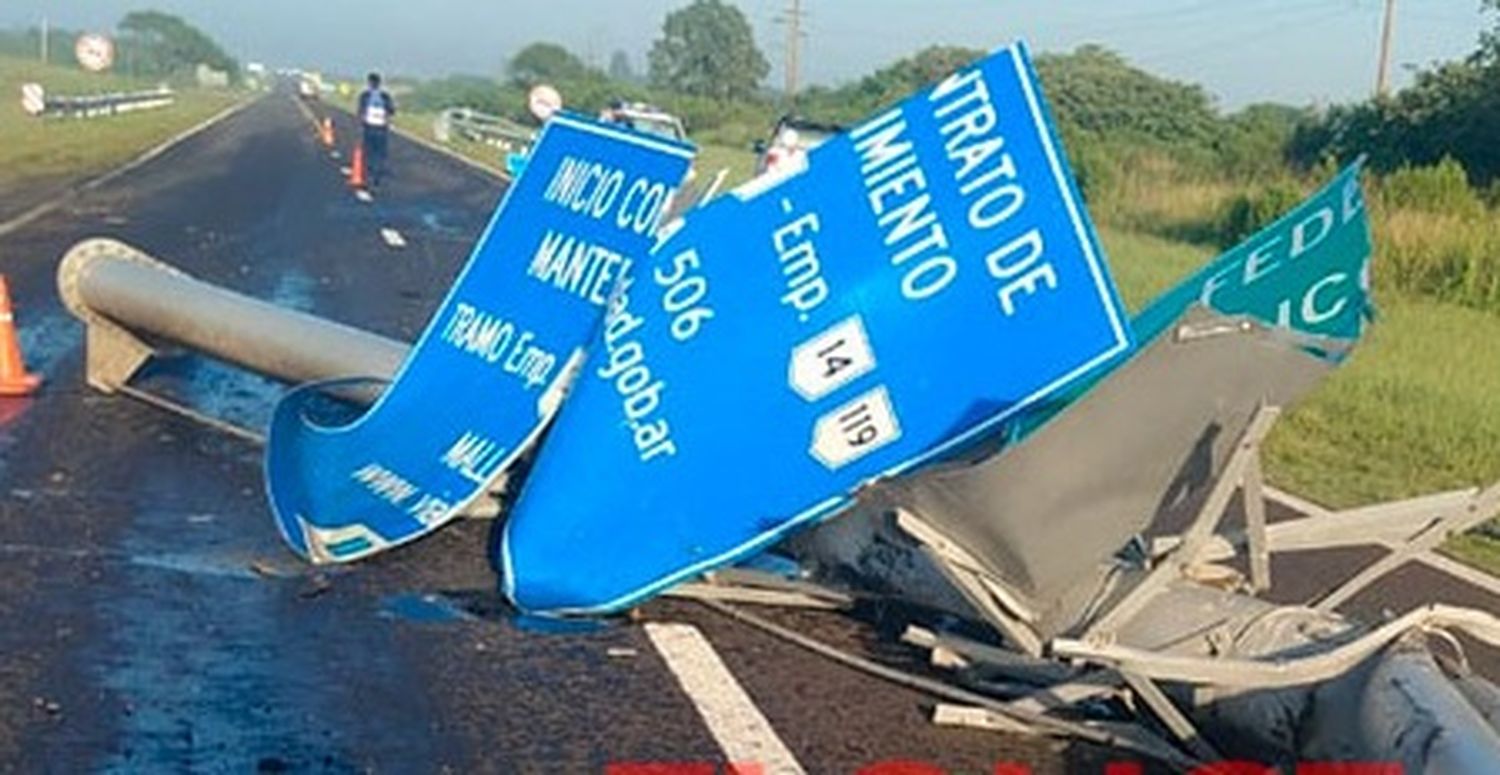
[1132,161,1373,344]
[265,114,694,562]
[500,42,1134,614]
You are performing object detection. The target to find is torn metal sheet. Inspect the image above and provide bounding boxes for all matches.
[797,308,1346,638]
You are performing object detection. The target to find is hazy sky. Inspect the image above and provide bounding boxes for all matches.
[2,1,1491,108]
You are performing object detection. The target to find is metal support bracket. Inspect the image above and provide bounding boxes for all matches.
[1082,405,1281,642]
[1121,671,1223,762]
[1315,481,1500,612]
[897,509,1044,657]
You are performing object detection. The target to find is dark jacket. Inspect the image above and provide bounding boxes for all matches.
[357,89,395,131]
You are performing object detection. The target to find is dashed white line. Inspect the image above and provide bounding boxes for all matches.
[645,622,805,775]
[380,228,406,248]
[355,189,373,203]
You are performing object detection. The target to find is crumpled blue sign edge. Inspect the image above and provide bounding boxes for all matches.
[265,112,695,564]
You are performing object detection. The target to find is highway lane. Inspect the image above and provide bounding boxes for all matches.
[0,92,1101,773]
[0,92,724,772]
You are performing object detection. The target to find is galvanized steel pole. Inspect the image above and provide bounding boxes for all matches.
[58,238,407,399]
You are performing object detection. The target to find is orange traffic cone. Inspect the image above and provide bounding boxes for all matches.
[0,276,41,396]
[348,143,367,189]
[320,117,335,148]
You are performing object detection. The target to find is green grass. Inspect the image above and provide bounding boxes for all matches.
[1262,296,1500,508]
[0,54,240,190]
[392,111,510,175]
[1098,223,1500,572]
[694,143,757,190]
[1444,532,1500,573]
[1097,225,1500,510]
[1096,225,1216,310]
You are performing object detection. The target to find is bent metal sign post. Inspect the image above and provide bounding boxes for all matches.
[264,114,692,562]
[501,41,1135,615]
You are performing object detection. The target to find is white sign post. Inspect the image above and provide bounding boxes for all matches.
[20,83,45,116]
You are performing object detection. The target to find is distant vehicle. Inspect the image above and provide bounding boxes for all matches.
[754,115,845,177]
[297,72,323,101]
[599,102,688,144]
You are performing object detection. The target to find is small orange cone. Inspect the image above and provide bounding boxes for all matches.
[320,117,335,147]
[348,143,367,189]
[0,276,41,396]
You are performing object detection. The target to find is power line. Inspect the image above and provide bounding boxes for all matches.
[1047,0,1335,38]
[1128,3,1355,66]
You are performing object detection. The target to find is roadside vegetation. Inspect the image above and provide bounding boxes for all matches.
[402,0,1500,564]
[389,112,509,176]
[0,13,242,202]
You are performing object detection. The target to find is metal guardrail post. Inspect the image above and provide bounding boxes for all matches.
[433,107,534,151]
[24,85,177,119]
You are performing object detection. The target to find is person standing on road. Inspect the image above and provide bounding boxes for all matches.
[357,72,396,187]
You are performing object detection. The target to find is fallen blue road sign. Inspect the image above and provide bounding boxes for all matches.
[501,41,1134,614]
[265,113,694,562]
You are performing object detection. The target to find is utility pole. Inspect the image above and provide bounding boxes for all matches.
[1376,0,1396,97]
[40,16,48,63]
[778,0,807,109]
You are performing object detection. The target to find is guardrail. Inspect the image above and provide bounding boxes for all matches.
[432,107,534,152]
[20,83,176,119]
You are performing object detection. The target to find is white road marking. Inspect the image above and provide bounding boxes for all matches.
[644,622,804,775]
[380,228,406,248]
[354,189,373,203]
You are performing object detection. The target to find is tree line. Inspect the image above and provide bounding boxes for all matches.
[413,0,1499,199]
[0,10,238,82]
[1290,0,1500,187]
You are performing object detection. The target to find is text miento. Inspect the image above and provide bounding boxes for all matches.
[849,63,1061,316]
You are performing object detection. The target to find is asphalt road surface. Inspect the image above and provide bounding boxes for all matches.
[0,90,1497,774]
[0,92,1107,774]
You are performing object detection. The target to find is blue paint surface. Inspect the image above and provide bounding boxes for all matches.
[265,114,693,562]
[501,43,1132,614]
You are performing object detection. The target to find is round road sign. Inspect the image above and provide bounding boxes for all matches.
[75,34,115,73]
[527,84,563,123]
